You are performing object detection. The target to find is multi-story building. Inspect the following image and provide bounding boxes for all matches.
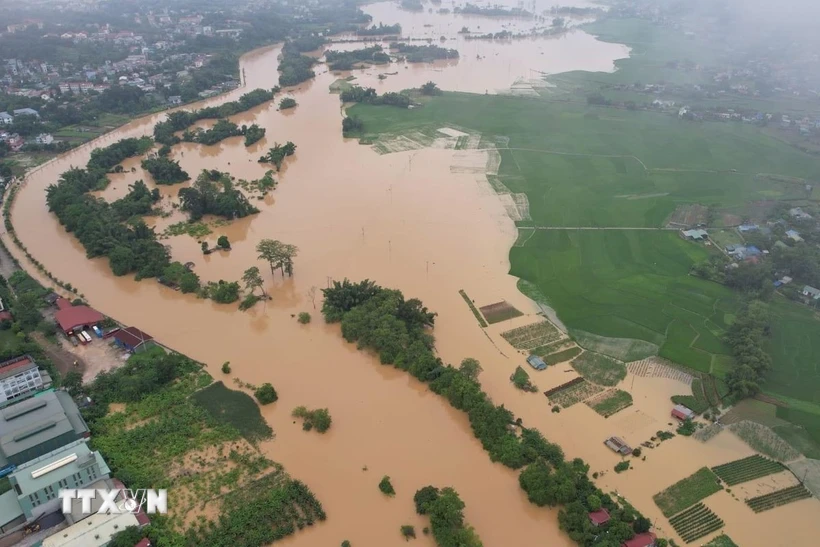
[0,355,52,407]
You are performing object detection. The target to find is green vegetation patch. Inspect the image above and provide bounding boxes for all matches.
[746,484,812,513]
[542,346,582,365]
[458,289,487,327]
[501,320,561,350]
[712,455,785,486]
[729,421,801,461]
[653,467,722,517]
[571,329,658,362]
[571,352,627,386]
[478,300,523,324]
[192,381,273,443]
[586,389,633,417]
[668,503,725,544]
[548,379,604,408]
[704,535,739,547]
[162,221,212,239]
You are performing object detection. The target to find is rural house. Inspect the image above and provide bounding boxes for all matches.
[53,298,104,335]
[112,326,155,353]
[671,404,695,421]
[622,532,657,547]
[682,229,708,240]
[802,286,820,300]
[786,230,803,242]
[526,355,547,371]
[588,508,610,527]
[604,436,631,455]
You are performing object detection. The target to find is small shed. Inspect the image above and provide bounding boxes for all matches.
[682,229,708,240]
[588,508,610,527]
[54,304,104,335]
[604,436,631,455]
[671,404,695,421]
[526,355,547,371]
[112,327,155,353]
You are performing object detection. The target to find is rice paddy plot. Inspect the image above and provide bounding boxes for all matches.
[668,502,724,544]
[571,329,658,362]
[729,421,801,462]
[745,484,812,513]
[627,357,694,385]
[533,338,576,357]
[478,300,523,324]
[542,346,582,365]
[711,455,785,486]
[571,352,627,386]
[654,467,723,517]
[501,320,561,350]
[547,379,604,408]
[703,535,738,547]
[586,389,633,417]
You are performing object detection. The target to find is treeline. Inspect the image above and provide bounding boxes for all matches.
[724,300,771,399]
[111,180,160,221]
[414,486,482,547]
[279,40,319,87]
[339,85,411,107]
[182,119,243,145]
[455,3,532,17]
[357,23,402,36]
[321,279,666,547]
[244,124,266,146]
[325,46,390,70]
[87,136,153,173]
[390,42,459,62]
[153,88,278,146]
[141,156,190,185]
[179,170,259,221]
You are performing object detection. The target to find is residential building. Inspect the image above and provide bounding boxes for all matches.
[111,327,154,354]
[0,390,89,470]
[42,497,149,547]
[0,439,110,531]
[54,299,104,335]
[526,355,547,371]
[0,112,12,124]
[604,436,631,455]
[588,508,610,526]
[786,230,803,242]
[682,229,708,240]
[35,133,54,145]
[671,404,695,421]
[622,532,657,547]
[802,286,820,300]
[0,355,52,408]
[12,107,39,118]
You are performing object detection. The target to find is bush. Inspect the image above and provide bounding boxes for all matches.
[255,383,278,405]
[217,235,231,249]
[222,362,231,374]
[379,476,395,496]
[615,461,630,473]
[677,418,697,436]
[414,486,440,514]
[552,405,561,413]
[280,97,297,109]
[298,312,311,324]
[341,542,351,547]
[632,447,642,457]
[400,525,416,540]
[292,406,332,433]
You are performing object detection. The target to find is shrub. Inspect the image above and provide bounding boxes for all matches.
[217,235,230,249]
[552,405,561,413]
[677,418,697,436]
[298,312,311,324]
[221,362,231,374]
[255,383,278,405]
[379,476,395,496]
[280,97,297,109]
[614,461,630,473]
[400,525,416,540]
[292,406,332,433]
[414,486,440,514]
[341,542,351,547]
[632,447,642,457]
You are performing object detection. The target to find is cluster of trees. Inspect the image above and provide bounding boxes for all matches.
[279,97,298,110]
[256,239,298,278]
[111,180,160,221]
[159,261,201,294]
[339,85,411,107]
[357,23,401,36]
[244,124,266,146]
[141,155,190,185]
[454,3,531,16]
[258,141,297,170]
[46,167,171,279]
[182,118,243,145]
[179,170,259,221]
[692,255,773,298]
[292,406,332,432]
[255,382,278,404]
[325,46,390,70]
[279,41,318,86]
[725,300,771,399]
[390,42,459,62]
[86,137,154,172]
[414,486,482,547]
[342,116,364,136]
[321,279,663,547]
[400,0,424,11]
[153,88,278,146]
[420,81,442,96]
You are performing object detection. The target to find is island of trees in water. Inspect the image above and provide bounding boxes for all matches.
[321,279,670,547]
[179,170,260,221]
[325,45,390,71]
[181,119,265,147]
[390,42,459,62]
[357,23,401,36]
[278,37,323,86]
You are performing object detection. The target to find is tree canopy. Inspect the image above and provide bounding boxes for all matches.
[179,170,259,221]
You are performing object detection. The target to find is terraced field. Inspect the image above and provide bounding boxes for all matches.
[746,484,812,513]
[711,455,785,486]
[668,503,724,543]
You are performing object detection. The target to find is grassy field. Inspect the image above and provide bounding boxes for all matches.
[571,352,626,386]
[653,467,723,517]
[586,389,633,417]
[712,455,785,486]
[704,535,739,547]
[192,381,273,443]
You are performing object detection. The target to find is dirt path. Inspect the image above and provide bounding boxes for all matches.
[29,331,86,378]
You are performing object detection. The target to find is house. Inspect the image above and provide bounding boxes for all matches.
[167,95,182,105]
[34,133,53,145]
[802,286,820,300]
[671,404,695,421]
[0,439,110,532]
[112,327,155,353]
[738,224,759,233]
[12,108,39,119]
[588,508,610,527]
[0,390,89,470]
[604,436,631,455]
[0,112,12,124]
[786,230,803,242]
[682,229,708,241]
[526,355,547,371]
[0,355,52,408]
[54,301,104,335]
[622,532,657,547]
[42,497,149,547]
[745,245,762,257]
[789,207,813,220]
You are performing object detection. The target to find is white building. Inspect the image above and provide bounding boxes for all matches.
[0,355,52,407]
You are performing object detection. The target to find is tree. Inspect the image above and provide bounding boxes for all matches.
[633,516,651,534]
[179,271,200,293]
[242,266,267,298]
[458,358,482,381]
[217,235,231,249]
[298,312,311,324]
[256,239,298,277]
[307,286,318,309]
[420,81,441,96]
[587,494,601,511]
[414,486,440,514]
[379,476,396,496]
[222,362,231,374]
[255,383,278,404]
[279,97,297,109]
[400,525,416,540]
[62,370,83,396]
[201,241,209,253]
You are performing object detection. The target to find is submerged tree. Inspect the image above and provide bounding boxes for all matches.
[242,266,267,298]
[256,238,299,278]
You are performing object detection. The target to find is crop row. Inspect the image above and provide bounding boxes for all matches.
[669,503,724,543]
[712,455,784,485]
[746,484,812,513]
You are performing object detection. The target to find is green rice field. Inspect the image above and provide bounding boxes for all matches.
[668,502,725,544]
[653,467,723,517]
[711,455,785,486]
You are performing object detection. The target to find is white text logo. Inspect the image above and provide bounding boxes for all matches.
[58,489,168,515]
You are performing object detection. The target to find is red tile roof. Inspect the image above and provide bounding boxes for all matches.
[0,310,12,321]
[54,305,104,332]
[134,538,151,547]
[55,297,73,310]
[589,509,611,526]
[622,532,657,547]
[113,326,153,348]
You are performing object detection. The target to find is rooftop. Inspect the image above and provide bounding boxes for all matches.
[113,326,153,349]
[622,532,657,547]
[589,508,610,525]
[54,304,104,333]
[42,499,141,547]
[0,354,36,381]
[11,439,109,495]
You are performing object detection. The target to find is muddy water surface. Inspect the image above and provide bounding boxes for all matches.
[6,2,819,545]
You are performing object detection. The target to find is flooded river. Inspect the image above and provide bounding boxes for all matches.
[5,1,819,545]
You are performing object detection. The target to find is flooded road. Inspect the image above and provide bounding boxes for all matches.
[5,1,819,545]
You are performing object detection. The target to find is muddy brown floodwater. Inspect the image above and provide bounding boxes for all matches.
[4,1,820,545]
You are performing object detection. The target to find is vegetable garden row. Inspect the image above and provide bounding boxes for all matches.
[746,484,812,513]
[669,502,724,543]
[712,454,784,486]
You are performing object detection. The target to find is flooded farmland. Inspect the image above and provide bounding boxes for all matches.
[4,1,819,545]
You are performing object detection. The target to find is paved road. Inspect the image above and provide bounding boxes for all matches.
[524,226,677,231]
